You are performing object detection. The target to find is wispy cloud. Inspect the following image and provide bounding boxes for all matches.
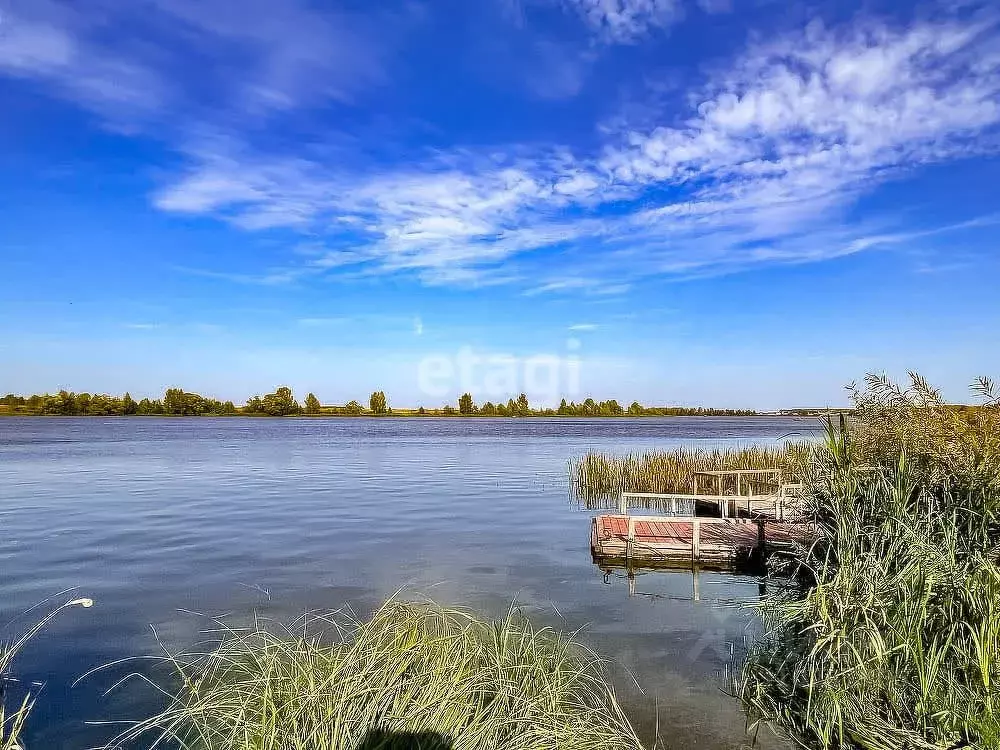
[142,8,1000,291]
[524,278,631,296]
[0,0,411,125]
[5,4,1000,294]
[568,323,599,331]
[554,0,684,43]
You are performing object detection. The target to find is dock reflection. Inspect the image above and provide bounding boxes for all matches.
[596,562,768,603]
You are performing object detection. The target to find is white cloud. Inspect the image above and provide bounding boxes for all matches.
[568,323,599,331]
[0,0,403,124]
[0,12,72,71]
[8,3,999,293]
[558,0,684,43]
[153,10,1000,290]
[0,1,167,119]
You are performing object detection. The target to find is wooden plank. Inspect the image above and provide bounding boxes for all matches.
[591,513,818,569]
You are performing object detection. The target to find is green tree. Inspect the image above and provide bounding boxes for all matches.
[628,401,643,416]
[369,391,388,415]
[262,386,301,416]
[122,392,137,415]
[89,393,121,415]
[74,393,90,414]
[458,393,474,415]
[136,398,164,415]
[598,399,623,416]
[345,400,364,416]
[481,401,496,416]
[165,388,207,415]
[516,393,530,416]
[304,392,321,415]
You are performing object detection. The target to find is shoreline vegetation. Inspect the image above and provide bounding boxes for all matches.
[0,387,831,418]
[3,600,644,750]
[733,375,1000,749]
[102,600,645,750]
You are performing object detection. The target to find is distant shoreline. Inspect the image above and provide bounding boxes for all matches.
[0,411,839,419]
[0,388,842,418]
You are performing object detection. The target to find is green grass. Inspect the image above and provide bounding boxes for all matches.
[571,443,812,502]
[106,599,645,750]
[737,374,1000,750]
[1,596,94,750]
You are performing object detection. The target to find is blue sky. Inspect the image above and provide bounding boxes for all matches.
[1,0,999,409]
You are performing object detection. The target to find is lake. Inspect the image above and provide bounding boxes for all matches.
[0,416,820,749]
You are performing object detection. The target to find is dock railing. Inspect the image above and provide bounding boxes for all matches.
[618,473,808,521]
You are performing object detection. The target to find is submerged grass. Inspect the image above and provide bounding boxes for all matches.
[571,443,813,502]
[107,599,645,750]
[738,374,1000,750]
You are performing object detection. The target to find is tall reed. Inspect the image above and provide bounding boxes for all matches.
[738,374,1000,749]
[572,443,812,502]
[105,599,645,750]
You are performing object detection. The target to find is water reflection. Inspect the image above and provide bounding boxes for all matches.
[596,562,768,604]
[0,416,815,749]
[595,562,769,708]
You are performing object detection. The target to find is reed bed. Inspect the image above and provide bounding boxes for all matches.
[572,443,813,502]
[106,599,645,750]
[738,374,1000,750]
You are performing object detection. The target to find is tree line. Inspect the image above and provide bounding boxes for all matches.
[456,394,755,417]
[0,388,757,417]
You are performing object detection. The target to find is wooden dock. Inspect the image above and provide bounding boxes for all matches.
[591,514,817,570]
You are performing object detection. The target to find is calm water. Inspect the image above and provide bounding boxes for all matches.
[0,417,819,749]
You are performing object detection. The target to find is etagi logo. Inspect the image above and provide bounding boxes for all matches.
[417,340,582,404]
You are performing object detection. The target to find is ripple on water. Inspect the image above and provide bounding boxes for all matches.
[0,416,818,750]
